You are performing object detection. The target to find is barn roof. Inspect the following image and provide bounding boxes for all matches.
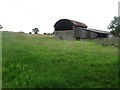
[54,19,87,28]
[70,20,87,28]
[54,19,109,34]
[85,28,110,34]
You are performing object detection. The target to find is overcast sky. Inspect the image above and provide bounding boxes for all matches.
[0,0,119,34]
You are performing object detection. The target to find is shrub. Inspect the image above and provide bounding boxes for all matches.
[93,37,119,47]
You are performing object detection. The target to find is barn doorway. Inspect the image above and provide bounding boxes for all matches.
[76,37,80,40]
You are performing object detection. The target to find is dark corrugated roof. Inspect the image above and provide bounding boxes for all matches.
[54,19,87,28]
[85,28,109,34]
[70,20,87,28]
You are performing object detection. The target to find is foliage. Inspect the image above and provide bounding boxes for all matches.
[92,37,119,47]
[29,32,32,34]
[0,25,3,29]
[2,32,118,88]
[108,16,120,37]
[32,28,39,34]
[19,31,25,33]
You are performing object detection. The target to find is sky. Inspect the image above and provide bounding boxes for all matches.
[0,0,119,34]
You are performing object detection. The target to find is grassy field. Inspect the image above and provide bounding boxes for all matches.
[2,32,118,88]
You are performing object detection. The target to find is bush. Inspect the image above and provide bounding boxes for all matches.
[93,37,119,47]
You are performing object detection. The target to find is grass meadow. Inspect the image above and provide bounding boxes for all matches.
[2,32,118,88]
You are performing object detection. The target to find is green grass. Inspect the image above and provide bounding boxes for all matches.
[2,32,118,88]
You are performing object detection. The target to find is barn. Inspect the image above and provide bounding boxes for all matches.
[54,19,109,40]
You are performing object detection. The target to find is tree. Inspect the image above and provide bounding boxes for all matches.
[0,25,3,29]
[32,28,39,34]
[29,32,32,34]
[108,16,120,37]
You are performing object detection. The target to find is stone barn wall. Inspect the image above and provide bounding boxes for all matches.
[85,31,96,39]
[90,32,96,39]
[74,27,97,39]
[54,30,75,40]
[74,27,86,39]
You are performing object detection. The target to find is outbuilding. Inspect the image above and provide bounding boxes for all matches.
[54,19,109,40]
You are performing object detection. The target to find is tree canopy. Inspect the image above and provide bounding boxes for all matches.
[108,16,120,37]
[32,28,39,34]
[0,25,3,29]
